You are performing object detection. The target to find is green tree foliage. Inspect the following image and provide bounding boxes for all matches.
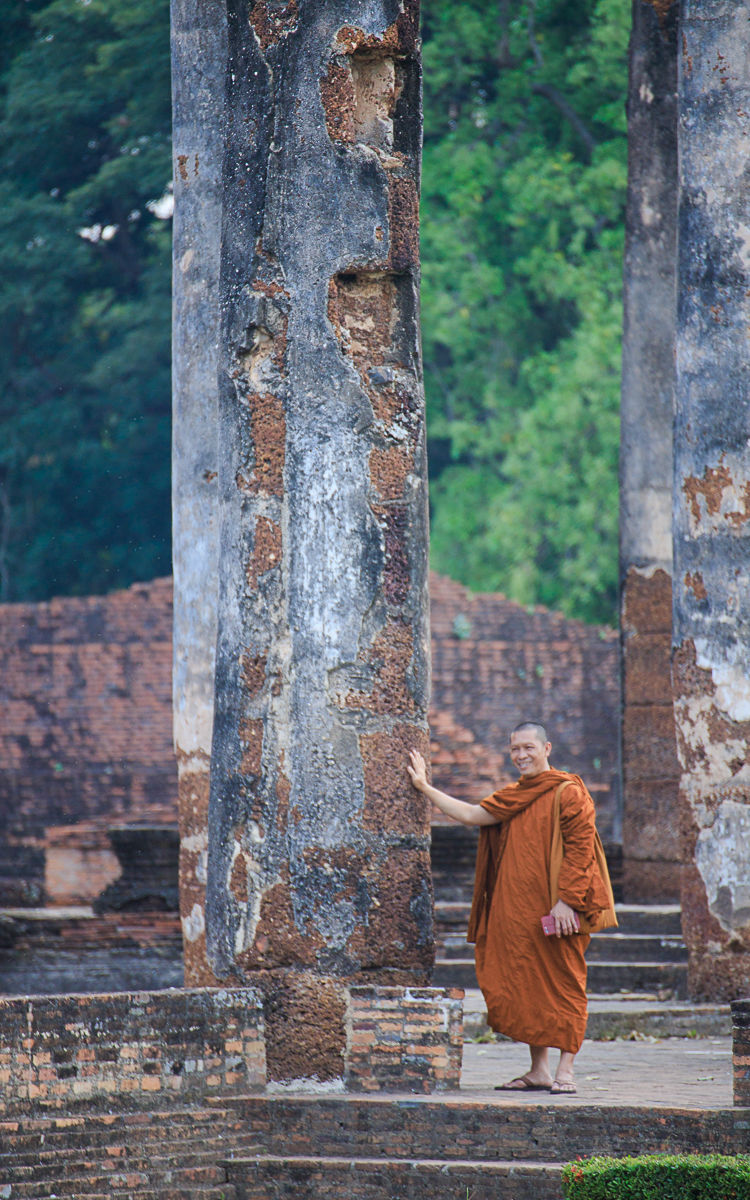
[422,0,628,623]
[0,0,627,623]
[0,0,172,601]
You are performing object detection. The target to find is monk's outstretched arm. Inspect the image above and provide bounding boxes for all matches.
[407,750,499,826]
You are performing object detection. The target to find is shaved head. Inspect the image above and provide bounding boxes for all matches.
[511,721,548,745]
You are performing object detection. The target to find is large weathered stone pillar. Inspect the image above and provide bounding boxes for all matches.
[673,0,750,999]
[619,0,681,902]
[173,0,433,1020]
[171,0,225,976]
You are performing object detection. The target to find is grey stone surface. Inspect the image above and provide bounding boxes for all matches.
[171,0,226,982]
[619,0,680,901]
[619,0,678,575]
[174,2,434,985]
[171,0,224,768]
[673,0,750,999]
[461,1035,733,1108]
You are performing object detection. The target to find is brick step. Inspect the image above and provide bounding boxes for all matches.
[612,904,682,934]
[434,902,682,938]
[0,1106,236,1129]
[438,933,687,963]
[1,1147,248,1179]
[463,998,732,1041]
[0,1138,261,1168]
[224,1096,747,1160]
[0,1111,240,1148]
[224,1154,565,1200]
[587,960,687,995]
[2,1165,229,1197]
[432,958,688,996]
[0,1115,260,1161]
[0,947,184,995]
[116,1191,237,1200]
[13,1190,237,1200]
[432,884,474,903]
[0,1123,254,1151]
[586,934,687,962]
[433,900,473,929]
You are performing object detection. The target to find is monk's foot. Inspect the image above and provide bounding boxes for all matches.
[549,1076,576,1095]
[495,1073,553,1092]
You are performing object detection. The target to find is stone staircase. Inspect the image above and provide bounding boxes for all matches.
[217,1093,748,1200]
[1,1083,745,1200]
[434,899,689,998]
[0,1106,258,1199]
[430,824,691,1002]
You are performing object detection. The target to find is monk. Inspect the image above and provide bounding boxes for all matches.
[408,721,615,1094]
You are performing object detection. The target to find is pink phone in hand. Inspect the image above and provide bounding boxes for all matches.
[541,911,580,936]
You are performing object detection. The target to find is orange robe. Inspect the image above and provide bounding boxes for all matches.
[467,768,609,1053]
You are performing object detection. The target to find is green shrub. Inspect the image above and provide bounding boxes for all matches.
[562,1154,750,1199]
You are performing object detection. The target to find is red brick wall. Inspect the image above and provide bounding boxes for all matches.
[0,572,620,904]
[0,579,177,903]
[428,574,620,840]
[348,986,463,1093]
[0,985,462,1107]
[0,988,265,1109]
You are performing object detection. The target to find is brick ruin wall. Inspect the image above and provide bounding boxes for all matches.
[0,579,176,905]
[0,984,462,1107]
[428,574,620,839]
[0,572,620,907]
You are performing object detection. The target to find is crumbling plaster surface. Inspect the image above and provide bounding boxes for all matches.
[674,0,750,993]
[171,0,226,978]
[695,799,750,929]
[171,0,224,762]
[186,0,432,987]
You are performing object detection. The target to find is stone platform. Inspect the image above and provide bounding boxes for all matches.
[1,1017,746,1199]
[221,1036,745,1198]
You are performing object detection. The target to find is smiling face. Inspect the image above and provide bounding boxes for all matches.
[509,728,551,778]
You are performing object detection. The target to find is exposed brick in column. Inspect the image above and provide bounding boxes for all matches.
[732,999,750,1107]
[674,0,750,1000]
[621,569,681,900]
[186,1,433,1084]
[619,0,681,902]
[171,0,226,984]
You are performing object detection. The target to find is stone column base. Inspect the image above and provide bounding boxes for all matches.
[263,979,464,1094]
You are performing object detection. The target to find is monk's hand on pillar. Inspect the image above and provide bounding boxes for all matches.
[550,899,579,937]
[407,749,427,791]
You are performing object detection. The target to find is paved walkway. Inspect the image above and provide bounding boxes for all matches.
[461,1036,733,1108]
